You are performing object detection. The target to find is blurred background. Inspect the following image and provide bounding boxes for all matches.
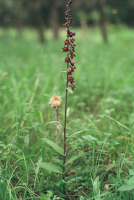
[0,0,134,43]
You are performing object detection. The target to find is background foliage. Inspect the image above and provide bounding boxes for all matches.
[1,0,134,28]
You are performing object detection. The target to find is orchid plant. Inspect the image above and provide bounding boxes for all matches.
[62,0,76,196]
[37,0,79,198]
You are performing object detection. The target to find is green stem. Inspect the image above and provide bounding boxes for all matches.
[63,73,68,196]
[63,3,69,197]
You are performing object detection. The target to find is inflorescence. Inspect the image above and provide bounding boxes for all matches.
[62,0,76,91]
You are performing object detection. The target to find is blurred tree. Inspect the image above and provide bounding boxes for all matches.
[107,0,134,26]
[73,0,97,27]
[0,0,134,43]
[31,0,46,43]
[97,0,108,43]
[73,0,108,43]
[0,0,13,28]
[49,0,59,39]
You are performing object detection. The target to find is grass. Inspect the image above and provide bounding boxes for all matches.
[1,25,134,199]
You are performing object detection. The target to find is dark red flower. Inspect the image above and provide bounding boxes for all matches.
[70,53,76,59]
[71,66,76,72]
[65,11,69,17]
[65,22,69,28]
[68,0,72,6]
[71,38,75,43]
[72,85,76,90]
[69,33,73,37]
[65,9,71,18]
[72,44,76,48]
[65,57,70,63]
[64,39,70,45]
[70,50,74,55]
[67,69,72,75]
[69,17,74,23]
[71,44,76,51]
[72,32,76,36]
[71,61,75,66]
[67,29,72,36]
[62,47,69,52]
[68,76,75,84]
[67,29,76,37]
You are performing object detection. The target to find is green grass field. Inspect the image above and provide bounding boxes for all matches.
[1,26,134,199]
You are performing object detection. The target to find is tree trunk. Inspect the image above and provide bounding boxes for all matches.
[49,0,59,39]
[34,0,45,44]
[98,0,108,43]
[36,13,45,44]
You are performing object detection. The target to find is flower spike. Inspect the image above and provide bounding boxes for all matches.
[62,0,76,91]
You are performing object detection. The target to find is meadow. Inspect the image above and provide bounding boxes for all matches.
[1,26,134,199]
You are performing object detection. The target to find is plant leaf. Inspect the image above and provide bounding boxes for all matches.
[65,152,86,165]
[37,162,62,174]
[42,138,64,156]
[40,193,50,200]
[129,169,134,176]
[66,130,85,142]
[118,176,134,191]
[67,87,73,94]
[66,107,70,117]
[35,109,44,123]
[82,135,98,141]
